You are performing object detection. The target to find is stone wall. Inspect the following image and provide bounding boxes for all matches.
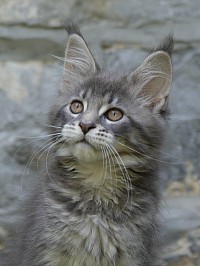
[0,0,200,265]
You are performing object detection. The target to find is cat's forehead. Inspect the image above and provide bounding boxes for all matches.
[80,87,119,105]
[78,75,126,104]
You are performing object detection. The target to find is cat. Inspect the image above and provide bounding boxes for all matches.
[12,21,173,266]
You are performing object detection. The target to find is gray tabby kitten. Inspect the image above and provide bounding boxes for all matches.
[15,22,173,266]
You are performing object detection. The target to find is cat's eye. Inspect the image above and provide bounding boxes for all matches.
[70,100,84,114]
[106,108,123,121]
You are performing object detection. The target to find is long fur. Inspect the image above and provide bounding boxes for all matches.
[9,22,173,266]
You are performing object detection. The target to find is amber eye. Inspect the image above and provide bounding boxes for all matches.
[106,108,123,121]
[70,100,84,114]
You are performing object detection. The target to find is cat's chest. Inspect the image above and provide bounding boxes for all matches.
[43,158,132,264]
[67,213,121,253]
[46,212,125,266]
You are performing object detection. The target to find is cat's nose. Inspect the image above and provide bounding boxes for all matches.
[79,122,96,134]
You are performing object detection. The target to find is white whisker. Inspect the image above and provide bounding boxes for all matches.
[36,136,63,168]
[20,135,63,190]
[38,122,62,129]
[106,144,132,210]
[115,133,183,163]
[21,138,54,191]
[14,133,61,158]
[44,138,65,185]
[100,146,106,186]
[114,139,183,165]
[45,143,57,185]
[17,133,62,139]
[104,145,119,207]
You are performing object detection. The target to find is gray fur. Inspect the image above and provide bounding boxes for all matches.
[10,23,173,266]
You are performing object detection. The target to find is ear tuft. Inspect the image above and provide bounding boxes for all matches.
[154,34,174,56]
[62,20,83,38]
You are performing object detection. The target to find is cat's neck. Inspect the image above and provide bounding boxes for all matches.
[55,156,128,202]
[45,152,155,214]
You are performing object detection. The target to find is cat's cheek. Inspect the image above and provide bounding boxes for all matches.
[61,124,84,143]
[106,122,130,138]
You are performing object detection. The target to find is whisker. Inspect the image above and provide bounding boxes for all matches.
[17,133,62,139]
[56,138,71,155]
[14,133,62,159]
[104,145,119,206]
[23,139,53,174]
[36,136,63,168]
[106,144,132,210]
[45,143,57,185]
[102,146,109,186]
[107,147,131,210]
[38,121,62,129]
[20,138,54,191]
[105,146,117,184]
[100,146,106,186]
[104,146,112,178]
[114,139,184,165]
[115,133,182,162]
[44,138,65,185]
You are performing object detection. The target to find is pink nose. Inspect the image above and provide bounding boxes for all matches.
[79,122,96,134]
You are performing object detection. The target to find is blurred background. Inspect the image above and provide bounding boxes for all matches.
[0,0,200,265]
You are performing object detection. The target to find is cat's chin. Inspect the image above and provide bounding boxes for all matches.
[73,141,103,162]
[57,141,103,162]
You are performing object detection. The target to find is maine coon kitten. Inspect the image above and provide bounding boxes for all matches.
[14,22,173,266]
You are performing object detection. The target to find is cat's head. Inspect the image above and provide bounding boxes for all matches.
[48,22,173,163]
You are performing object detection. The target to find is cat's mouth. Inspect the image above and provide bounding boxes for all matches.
[76,138,93,148]
[75,137,102,152]
[77,138,89,144]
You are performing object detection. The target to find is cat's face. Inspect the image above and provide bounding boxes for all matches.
[49,77,136,162]
[48,23,172,163]
[49,76,167,164]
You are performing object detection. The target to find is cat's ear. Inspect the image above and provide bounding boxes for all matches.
[62,22,99,85]
[128,38,173,112]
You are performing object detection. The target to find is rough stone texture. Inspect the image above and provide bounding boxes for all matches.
[162,224,200,266]
[0,0,200,264]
